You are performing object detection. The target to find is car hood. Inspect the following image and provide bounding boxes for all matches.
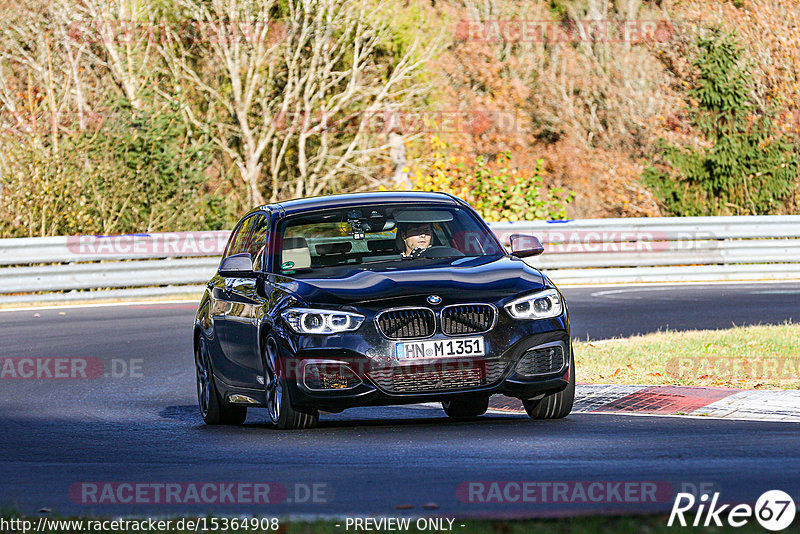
[273,256,547,307]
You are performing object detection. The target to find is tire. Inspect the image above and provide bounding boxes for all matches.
[195,337,247,425]
[264,337,319,430]
[442,396,489,418]
[522,353,575,420]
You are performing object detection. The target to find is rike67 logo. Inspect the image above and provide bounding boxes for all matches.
[669,490,796,531]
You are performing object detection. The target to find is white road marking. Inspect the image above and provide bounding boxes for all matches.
[563,279,800,291]
[589,287,675,299]
[0,300,197,313]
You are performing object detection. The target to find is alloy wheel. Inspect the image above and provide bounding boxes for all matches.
[195,338,211,418]
[264,338,283,424]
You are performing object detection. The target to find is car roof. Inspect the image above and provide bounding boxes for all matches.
[262,191,460,217]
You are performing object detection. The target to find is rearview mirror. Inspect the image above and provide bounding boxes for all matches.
[508,234,544,258]
[219,253,256,278]
[393,209,454,223]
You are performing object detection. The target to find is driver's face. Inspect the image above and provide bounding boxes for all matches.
[403,224,432,253]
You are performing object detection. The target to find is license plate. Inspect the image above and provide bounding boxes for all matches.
[396,337,485,361]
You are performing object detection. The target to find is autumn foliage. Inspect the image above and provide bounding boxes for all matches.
[1,0,800,237]
[406,0,800,218]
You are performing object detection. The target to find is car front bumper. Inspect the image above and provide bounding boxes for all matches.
[276,311,571,412]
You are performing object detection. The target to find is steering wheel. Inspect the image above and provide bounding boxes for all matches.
[418,246,465,258]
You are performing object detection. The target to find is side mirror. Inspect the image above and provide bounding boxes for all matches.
[219,253,256,278]
[508,234,544,258]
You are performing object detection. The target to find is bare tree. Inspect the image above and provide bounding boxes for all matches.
[64,0,159,112]
[0,0,210,237]
[161,0,437,205]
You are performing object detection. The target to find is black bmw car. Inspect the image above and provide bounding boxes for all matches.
[194,191,574,429]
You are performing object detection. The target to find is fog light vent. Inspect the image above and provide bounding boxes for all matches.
[515,344,566,376]
[303,362,362,390]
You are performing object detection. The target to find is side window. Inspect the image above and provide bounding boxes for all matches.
[225,216,255,258]
[222,225,240,259]
[248,214,270,271]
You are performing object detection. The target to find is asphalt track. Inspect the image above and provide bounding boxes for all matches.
[1,282,798,517]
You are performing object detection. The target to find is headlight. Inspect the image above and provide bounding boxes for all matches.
[281,308,365,334]
[505,289,563,319]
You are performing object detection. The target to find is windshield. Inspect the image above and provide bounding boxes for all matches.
[276,204,503,275]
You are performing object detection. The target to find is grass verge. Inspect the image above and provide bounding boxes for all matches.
[0,293,201,310]
[574,323,800,389]
[2,514,799,534]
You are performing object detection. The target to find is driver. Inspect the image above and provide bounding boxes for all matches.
[397,222,433,258]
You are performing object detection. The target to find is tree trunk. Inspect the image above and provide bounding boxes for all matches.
[389,131,411,189]
[242,164,265,206]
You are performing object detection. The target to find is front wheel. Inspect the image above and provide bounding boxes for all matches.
[195,337,247,425]
[522,353,575,420]
[264,337,319,430]
[442,396,489,418]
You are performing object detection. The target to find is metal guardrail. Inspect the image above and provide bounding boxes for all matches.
[1,216,799,302]
[492,215,800,283]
